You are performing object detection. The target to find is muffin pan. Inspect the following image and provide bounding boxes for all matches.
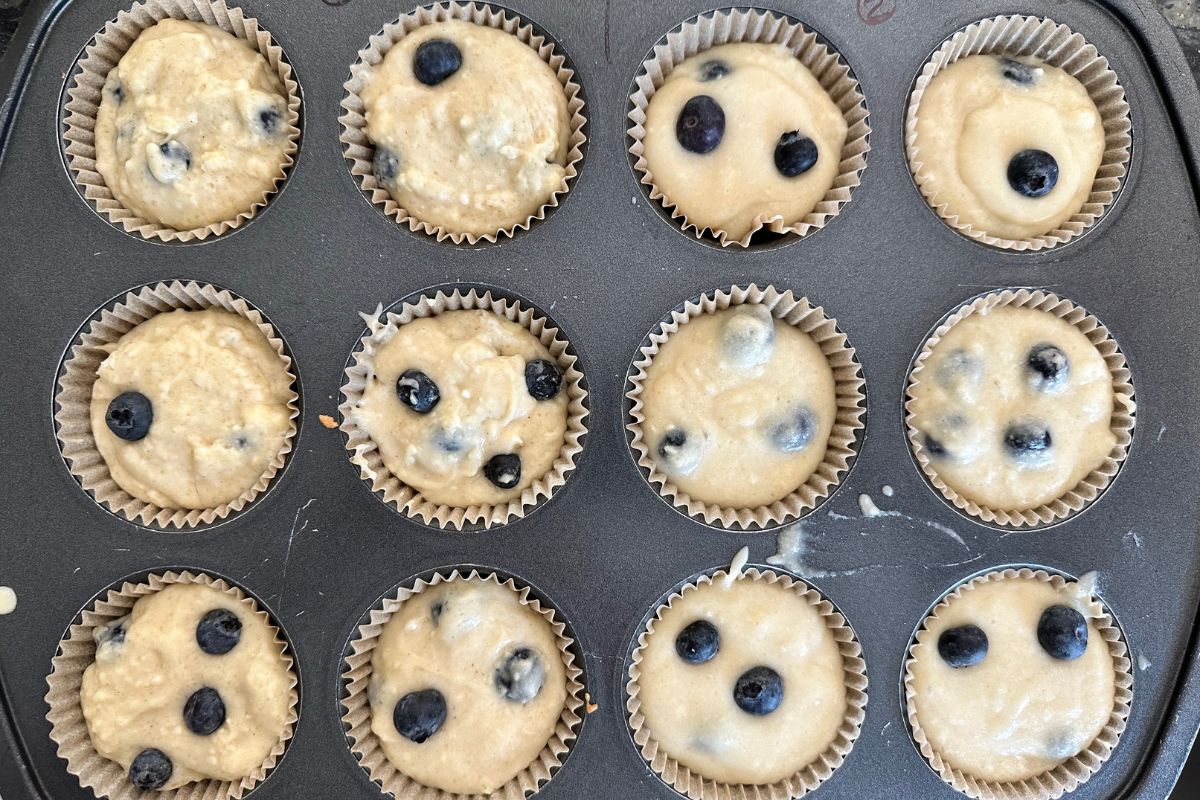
[2,0,1200,798]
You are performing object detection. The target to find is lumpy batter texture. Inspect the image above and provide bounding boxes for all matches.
[369,579,567,794]
[361,19,570,237]
[913,54,1105,240]
[95,19,290,231]
[641,304,836,508]
[642,43,847,240]
[909,305,1115,511]
[81,583,292,790]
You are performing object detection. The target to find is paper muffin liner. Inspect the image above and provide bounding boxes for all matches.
[626,562,868,799]
[627,7,870,248]
[45,570,300,800]
[903,567,1133,799]
[339,287,588,530]
[60,0,301,243]
[54,280,301,530]
[904,288,1136,528]
[905,15,1132,252]
[625,284,865,530]
[339,1,587,245]
[340,568,585,799]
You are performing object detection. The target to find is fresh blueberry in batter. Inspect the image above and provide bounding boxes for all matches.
[430,600,445,626]
[183,686,227,735]
[149,140,192,184]
[97,619,127,647]
[721,305,775,367]
[494,647,546,704]
[105,391,153,441]
[525,359,563,400]
[1007,149,1059,198]
[936,348,982,391]
[256,106,282,137]
[397,369,440,414]
[924,433,948,458]
[374,147,400,185]
[1004,421,1052,460]
[768,407,816,453]
[433,426,469,454]
[675,620,719,664]
[1038,604,1088,661]
[108,82,126,105]
[196,608,242,655]
[129,748,173,790]
[413,39,462,86]
[937,624,989,668]
[1026,344,1069,390]
[676,95,725,154]
[733,665,783,715]
[484,453,522,489]
[394,688,447,743]
[699,59,729,81]
[999,57,1037,85]
[774,131,819,177]
[657,428,704,476]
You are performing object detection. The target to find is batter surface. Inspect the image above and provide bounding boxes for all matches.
[90,309,294,511]
[909,305,1115,511]
[95,19,290,231]
[642,43,847,240]
[640,304,836,508]
[80,583,292,790]
[361,19,570,237]
[913,54,1105,240]
[369,579,567,794]
[908,575,1116,783]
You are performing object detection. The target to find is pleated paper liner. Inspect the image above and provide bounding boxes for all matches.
[54,280,300,530]
[61,0,301,243]
[904,288,1136,529]
[905,15,1132,251]
[903,567,1133,799]
[624,284,865,530]
[340,568,585,800]
[339,1,586,245]
[338,286,588,531]
[626,7,870,248]
[45,570,300,800]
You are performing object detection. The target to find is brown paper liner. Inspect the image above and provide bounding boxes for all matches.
[627,7,870,248]
[626,564,868,798]
[45,570,300,800]
[339,1,586,245]
[340,569,585,799]
[905,15,1132,251]
[54,280,300,530]
[625,284,865,530]
[904,288,1135,528]
[61,0,301,243]
[903,567,1133,799]
[339,288,588,530]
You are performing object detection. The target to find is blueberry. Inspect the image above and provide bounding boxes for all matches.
[105,391,153,441]
[393,688,447,743]
[374,147,400,185]
[936,349,982,392]
[1004,421,1052,460]
[484,453,521,489]
[524,359,562,400]
[196,608,242,655]
[494,647,546,704]
[148,140,192,184]
[430,600,445,626]
[676,95,725,154]
[413,39,462,86]
[183,687,226,736]
[1007,149,1059,198]
[233,435,251,450]
[108,81,125,105]
[129,748,172,790]
[768,408,815,453]
[774,131,819,177]
[96,619,127,647]
[937,624,988,668]
[657,428,703,476]
[699,59,729,81]
[1038,604,1088,661]
[721,304,775,368]
[256,106,282,136]
[1027,344,1069,391]
[396,369,440,414]
[433,427,468,454]
[733,666,783,716]
[999,57,1037,85]
[675,620,719,664]
[924,433,948,458]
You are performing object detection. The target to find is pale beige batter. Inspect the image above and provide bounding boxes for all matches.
[81,583,292,790]
[642,43,847,240]
[90,309,293,510]
[909,306,1115,511]
[361,19,570,237]
[913,54,1105,240]
[641,304,836,508]
[908,575,1116,783]
[95,19,291,231]
[355,310,567,507]
[369,579,567,794]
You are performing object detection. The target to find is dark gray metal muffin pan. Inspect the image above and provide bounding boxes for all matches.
[2,0,1200,798]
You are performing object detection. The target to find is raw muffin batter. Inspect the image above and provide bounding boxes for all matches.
[81,583,292,791]
[355,310,568,508]
[913,54,1105,240]
[369,579,567,794]
[642,43,848,240]
[641,304,836,508]
[361,19,570,237]
[909,305,1115,511]
[90,309,294,511]
[95,19,291,231]
[908,575,1117,783]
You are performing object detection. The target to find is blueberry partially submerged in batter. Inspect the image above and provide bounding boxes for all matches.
[936,349,982,392]
[1007,149,1059,198]
[675,620,719,664]
[924,433,948,458]
[394,688,447,743]
[105,391,153,441]
[484,453,521,489]
[183,686,227,735]
[525,359,562,400]
[256,106,282,136]
[733,665,783,715]
[699,59,729,81]
[494,647,546,704]
[374,147,400,185]
[1026,344,1069,391]
[413,39,462,86]
[721,304,775,368]
[768,407,816,453]
[108,81,125,105]
[938,624,988,668]
[676,95,725,154]
[397,369,440,414]
[97,619,127,647]
[149,140,192,184]
[1004,421,1052,460]
[999,57,1037,85]
[129,748,173,790]
[774,131,819,177]
[196,608,242,655]
[657,428,703,476]
[1038,604,1088,661]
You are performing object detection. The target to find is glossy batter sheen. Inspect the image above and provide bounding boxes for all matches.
[909,577,1116,783]
[80,583,292,790]
[914,54,1105,240]
[636,572,846,785]
[641,304,836,508]
[910,306,1115,510]
[90,309,294,510]
[642,43,847,240]
[369,580,567,794]
[361,19,570,236]
[95,19,290,230]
